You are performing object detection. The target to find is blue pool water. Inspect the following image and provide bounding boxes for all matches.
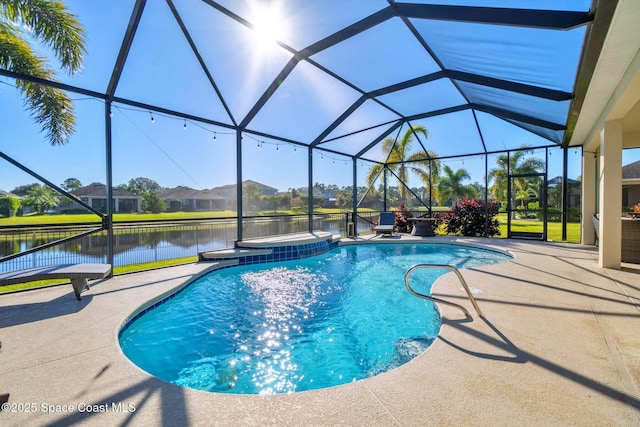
[119,243,511,395]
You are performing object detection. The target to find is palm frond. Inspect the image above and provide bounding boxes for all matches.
[0,21,75,145]
[1,0,86,73]
[365,163,384,187]
[21,79,74,145]
[407,124,428,142]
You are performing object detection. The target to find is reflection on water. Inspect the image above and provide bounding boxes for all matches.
[234,267,330,394]
[0,215,374,271]
[120,244,479,394]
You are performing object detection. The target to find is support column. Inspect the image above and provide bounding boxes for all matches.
[382,166,388,212]
[598,120,623,268]
[104,102,114,269]
[561,147,568,241]
[308,147,314,232]
[236,129,243,243]
[352,158,358,237]
[581,150,596,245]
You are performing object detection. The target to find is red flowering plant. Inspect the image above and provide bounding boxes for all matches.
[393,204,413,233]
[445,198,501,237]
[633,203,640,213]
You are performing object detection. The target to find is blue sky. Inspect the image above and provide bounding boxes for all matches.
[2,0,637,196]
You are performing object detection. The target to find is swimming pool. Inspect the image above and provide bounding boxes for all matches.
[119,243,512,394]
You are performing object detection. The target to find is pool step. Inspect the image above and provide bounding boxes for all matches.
[199,248,272,261]
[199,231,341,263]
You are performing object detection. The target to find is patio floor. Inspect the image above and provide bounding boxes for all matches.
[1,236,639,426]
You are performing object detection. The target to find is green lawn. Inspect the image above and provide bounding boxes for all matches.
[0,208,370,226]
[0,211,238,225]
[495,214,581,243]
[0,256,200,294]
[1,209,581,242]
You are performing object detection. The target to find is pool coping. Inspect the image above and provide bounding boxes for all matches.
[1,235,639,426]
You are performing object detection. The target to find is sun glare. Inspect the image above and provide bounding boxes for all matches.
[249,3,288,49]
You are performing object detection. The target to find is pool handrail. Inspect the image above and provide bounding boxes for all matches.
[404,264,484,318]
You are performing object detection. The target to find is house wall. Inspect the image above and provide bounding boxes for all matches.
[624,184,640,207]
[72,197,141,213]
[163,197,227,211]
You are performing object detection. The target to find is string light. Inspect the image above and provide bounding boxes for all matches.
[111,105,203,189]
[101,104,360,165]
[243,133,298,154]
[111,104,234,140]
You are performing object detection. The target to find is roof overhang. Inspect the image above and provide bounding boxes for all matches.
[569,0,640,151]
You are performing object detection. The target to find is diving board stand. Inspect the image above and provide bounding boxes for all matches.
[0,263,111,300]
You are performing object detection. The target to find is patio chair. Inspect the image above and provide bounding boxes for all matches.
[375,212,395,236]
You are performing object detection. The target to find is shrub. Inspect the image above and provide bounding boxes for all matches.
[532,204,581,222]
[143,193,166,214]
[446,198,501,237]
[417,211,447,234]
[0,196,21,217]
[545,207,561,222]
[394,204,413,233]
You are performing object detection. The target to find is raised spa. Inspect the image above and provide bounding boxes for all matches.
[119,243,511,394]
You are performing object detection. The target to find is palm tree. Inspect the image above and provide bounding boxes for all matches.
[0,0,86,145]
[365,125,440,206]
[23,184,59,214]
[437,165,471,207]
[516,187,536,209]
[488,146,544,216]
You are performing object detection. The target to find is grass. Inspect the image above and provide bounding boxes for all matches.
[0,211,238,225]
[112,256,199,274]
[496,214,581,243]
[427,213,581,243]
[0,209,581,295]
[0,208,368,226]
[0,209,360,294]
[0,256,199,294]
[0,279,69,293]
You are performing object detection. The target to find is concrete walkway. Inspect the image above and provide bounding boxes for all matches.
[1,237,639,426]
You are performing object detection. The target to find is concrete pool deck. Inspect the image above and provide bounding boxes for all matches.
[1,236,639,426]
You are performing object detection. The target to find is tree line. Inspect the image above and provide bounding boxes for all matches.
[0,177,169,216]
[1,141,546,217]
[365,127,546,211]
